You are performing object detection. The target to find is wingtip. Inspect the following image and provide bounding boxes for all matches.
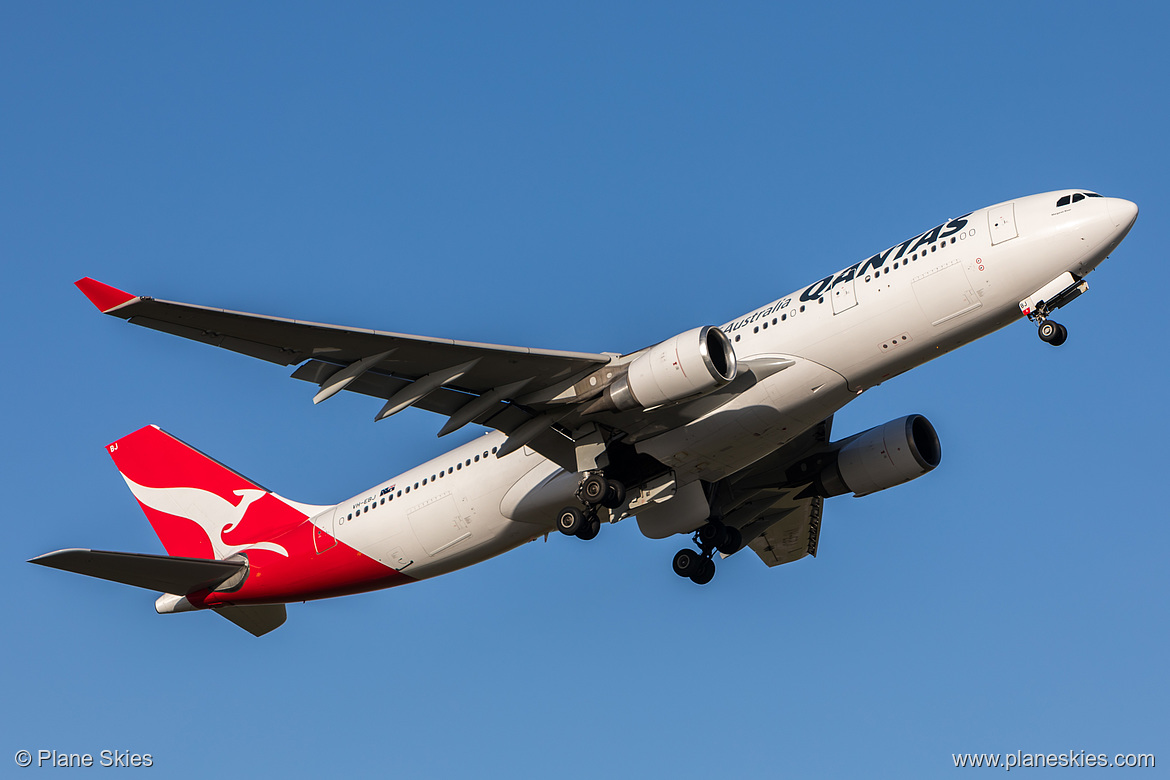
[75,277,138,313]
[28,548,89,566]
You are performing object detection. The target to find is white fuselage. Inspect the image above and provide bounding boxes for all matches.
[317,191,1137,582]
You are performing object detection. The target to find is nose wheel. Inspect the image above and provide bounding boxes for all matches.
[1037,320,1068,346]
[1025,299,1069,347]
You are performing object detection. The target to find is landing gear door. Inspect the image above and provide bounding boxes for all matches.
[988,203,1018,245]
[831,276,858,314]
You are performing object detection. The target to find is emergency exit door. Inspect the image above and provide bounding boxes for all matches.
[988,203,1018,245]
[831,276,858,314]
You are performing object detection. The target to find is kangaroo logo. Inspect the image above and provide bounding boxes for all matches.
[121,476,291,558]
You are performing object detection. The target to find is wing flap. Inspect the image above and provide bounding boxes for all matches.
[131,316,302,364]
[746,496,823,567]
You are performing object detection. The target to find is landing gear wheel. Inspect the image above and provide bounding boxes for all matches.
[601,480,626,509]
[673,549,704,578]
[698,522,729,550]
[716,527,742,555]
[580,473,610,505]
[557,507,586,537]
[577,515,601,541]
[690,558,716,585]
[1038,320,1065,345]
[1051,322,1068,346]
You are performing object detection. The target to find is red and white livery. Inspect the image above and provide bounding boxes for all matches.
[33,190,1138,635]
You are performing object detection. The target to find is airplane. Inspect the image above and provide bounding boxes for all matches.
[31,189,1138,636]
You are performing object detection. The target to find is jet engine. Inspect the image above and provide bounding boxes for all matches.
[815,415,941,497]
[586,326,737,413]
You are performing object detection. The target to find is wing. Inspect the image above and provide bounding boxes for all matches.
[711,417,833,568]
[77,278,616,469]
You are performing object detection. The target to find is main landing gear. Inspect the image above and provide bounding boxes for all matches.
[672,521,742,585]
[557,472,626,541]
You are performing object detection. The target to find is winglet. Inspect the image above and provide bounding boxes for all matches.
[75,277,138,313]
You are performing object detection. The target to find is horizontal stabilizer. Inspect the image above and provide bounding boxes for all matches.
[29,548,246,595]
[214,604,287,637]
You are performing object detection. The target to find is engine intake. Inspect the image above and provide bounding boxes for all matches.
[588,326,737,413]
[816,415,941,497]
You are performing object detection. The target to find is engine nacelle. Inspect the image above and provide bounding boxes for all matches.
[593,326,737,413]
[817,415,941,497]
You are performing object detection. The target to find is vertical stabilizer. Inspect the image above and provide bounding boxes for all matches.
[107,426,323,560]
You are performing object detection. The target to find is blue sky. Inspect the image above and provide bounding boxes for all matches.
[3,3,1166,777]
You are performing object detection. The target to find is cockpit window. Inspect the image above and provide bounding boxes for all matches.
[1057,191,1101,208]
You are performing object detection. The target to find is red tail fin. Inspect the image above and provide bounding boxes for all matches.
[107,426,317,559]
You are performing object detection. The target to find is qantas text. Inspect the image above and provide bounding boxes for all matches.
[722,214,971,333]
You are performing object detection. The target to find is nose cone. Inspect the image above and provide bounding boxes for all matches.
[1107,197,1139,232]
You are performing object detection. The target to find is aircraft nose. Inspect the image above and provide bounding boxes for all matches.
[1107,197,1139,231]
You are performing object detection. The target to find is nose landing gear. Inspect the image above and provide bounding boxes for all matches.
[1037,319,1068,346]
[1020,272,1087,347]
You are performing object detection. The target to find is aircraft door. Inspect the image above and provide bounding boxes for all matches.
[409,493,471,557]
[831,276,858,314]
[313,508,339,553]
[912,261,981,326]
